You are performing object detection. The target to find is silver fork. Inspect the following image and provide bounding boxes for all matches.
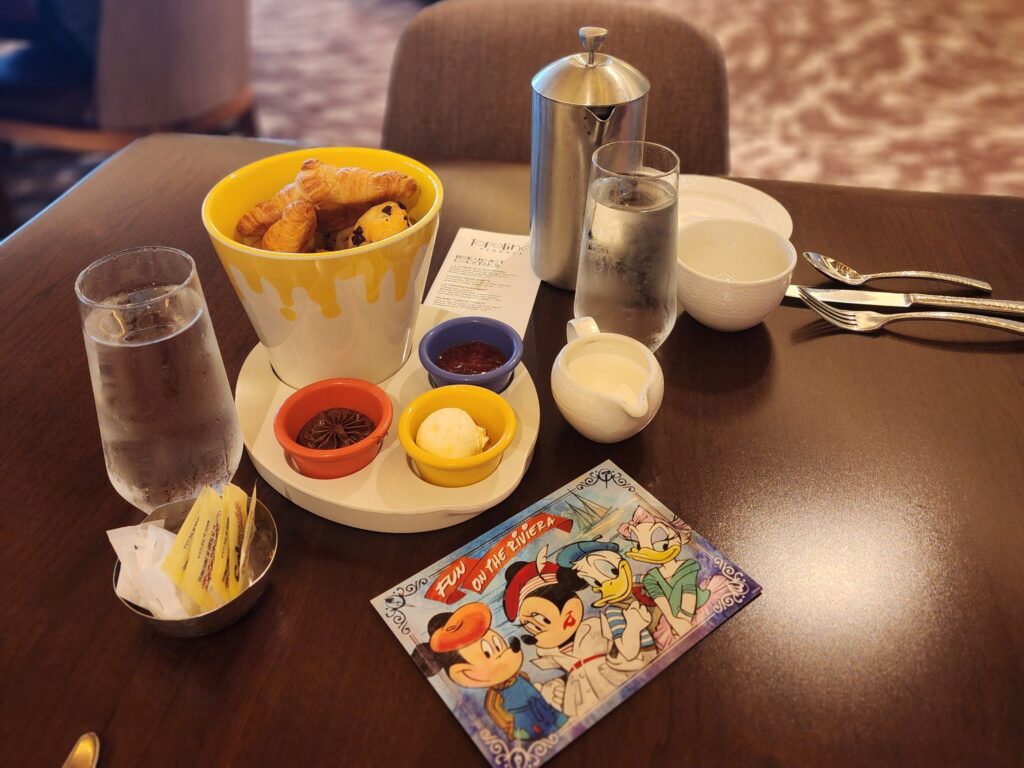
[797,287,1024,337]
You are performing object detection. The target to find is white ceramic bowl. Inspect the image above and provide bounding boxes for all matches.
[676,218,797,332]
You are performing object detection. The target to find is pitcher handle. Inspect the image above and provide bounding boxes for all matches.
[567,316,600,342]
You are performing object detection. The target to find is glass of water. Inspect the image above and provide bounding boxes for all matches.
[76,246,243,512]
[575,141,679,351]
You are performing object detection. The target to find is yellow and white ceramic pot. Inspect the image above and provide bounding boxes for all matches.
[202,147,443,388]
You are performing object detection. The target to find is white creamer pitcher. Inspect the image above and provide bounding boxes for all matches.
[551,317,664,443]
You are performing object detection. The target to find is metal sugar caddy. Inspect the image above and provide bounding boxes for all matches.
[530,26,650,290]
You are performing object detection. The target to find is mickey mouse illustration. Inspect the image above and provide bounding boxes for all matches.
[412,602,568,741]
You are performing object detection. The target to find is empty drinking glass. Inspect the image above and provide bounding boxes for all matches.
[76,246,243,512]
[575,141,679,350]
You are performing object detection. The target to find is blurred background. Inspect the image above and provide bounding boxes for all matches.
[2,0,1022,238]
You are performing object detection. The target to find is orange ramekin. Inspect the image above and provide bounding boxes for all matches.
[274,378,393,479]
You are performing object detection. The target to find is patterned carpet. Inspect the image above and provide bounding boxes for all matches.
[653,0,1024,194]
[3,0,1022,236]
[251,0,421,148]
[249,0,1024,196]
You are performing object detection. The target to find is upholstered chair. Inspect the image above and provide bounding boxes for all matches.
[383,0,728,173]
[0,0,251,152]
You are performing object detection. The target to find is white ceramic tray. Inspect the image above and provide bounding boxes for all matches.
[234,306,539,533]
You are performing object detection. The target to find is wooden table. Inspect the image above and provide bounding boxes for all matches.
[2,134,1022,767]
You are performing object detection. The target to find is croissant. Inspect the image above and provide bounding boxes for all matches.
[296,159,419,209]
[260,200,317,253]
[236,160,420,241]
[237,182,305,240]
[297,160,418,233]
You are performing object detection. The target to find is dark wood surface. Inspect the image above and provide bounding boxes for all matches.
[1,134,1022,767]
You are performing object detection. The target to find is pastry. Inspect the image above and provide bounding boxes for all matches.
[347,201,411,248]
[237,182,304,241]
[296,159,418,209]
[234,159,420,250]
[260,200,316,253]
[297,160,417,234]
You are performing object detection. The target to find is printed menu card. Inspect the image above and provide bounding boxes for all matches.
[423,228,539,337]
[372,461,761,767]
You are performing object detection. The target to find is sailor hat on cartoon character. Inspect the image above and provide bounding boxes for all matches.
[555,540,635,607]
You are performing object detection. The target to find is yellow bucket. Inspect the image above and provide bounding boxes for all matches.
[201,147,443,388]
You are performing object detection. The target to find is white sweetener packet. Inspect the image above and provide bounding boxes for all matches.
[108,522,193,620]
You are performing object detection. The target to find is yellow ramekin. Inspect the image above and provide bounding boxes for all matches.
[398,385,517,487]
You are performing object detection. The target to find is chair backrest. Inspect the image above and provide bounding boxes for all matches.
[382,0,728,173]
[95,0,249,130]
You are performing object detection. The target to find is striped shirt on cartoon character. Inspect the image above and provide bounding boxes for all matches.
[557,540,659,671]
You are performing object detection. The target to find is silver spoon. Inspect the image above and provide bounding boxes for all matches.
[803,251,992,292]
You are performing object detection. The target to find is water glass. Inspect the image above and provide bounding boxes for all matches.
[76,247,243,512]
[575,141,679,350]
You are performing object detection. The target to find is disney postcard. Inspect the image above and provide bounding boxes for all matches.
[371,461,761,767]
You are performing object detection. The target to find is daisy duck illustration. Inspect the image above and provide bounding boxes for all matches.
[503,546,633,717]
[557,541,658,671]
[619,506,731,647]
[412,602,568,742]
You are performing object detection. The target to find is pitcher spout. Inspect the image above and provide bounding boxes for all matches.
[622,393,649,419]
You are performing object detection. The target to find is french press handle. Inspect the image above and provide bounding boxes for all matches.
[578,26,607,67]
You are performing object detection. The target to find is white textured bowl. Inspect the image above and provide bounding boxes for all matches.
[677,218,797,332]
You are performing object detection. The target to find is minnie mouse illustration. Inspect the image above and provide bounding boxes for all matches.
[504,546,634,717]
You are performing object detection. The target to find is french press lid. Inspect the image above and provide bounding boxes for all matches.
[531,27,650,107]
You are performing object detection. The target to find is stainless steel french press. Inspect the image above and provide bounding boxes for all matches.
[530,27,650,290]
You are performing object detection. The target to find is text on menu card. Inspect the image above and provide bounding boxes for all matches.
[423,228,540,337]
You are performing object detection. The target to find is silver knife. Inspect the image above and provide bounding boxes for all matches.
[785,285,1024,318]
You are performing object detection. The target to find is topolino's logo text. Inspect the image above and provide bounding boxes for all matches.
[470,238,530,254]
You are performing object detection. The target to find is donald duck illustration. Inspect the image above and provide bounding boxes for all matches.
[557,540,658,671]
[619,506,730,647]
[504,546,632,717]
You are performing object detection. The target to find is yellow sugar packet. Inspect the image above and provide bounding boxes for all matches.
[178,492,221,613]
[217,483,248,602]
[162,486,219,584]
[210,492,233,605]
